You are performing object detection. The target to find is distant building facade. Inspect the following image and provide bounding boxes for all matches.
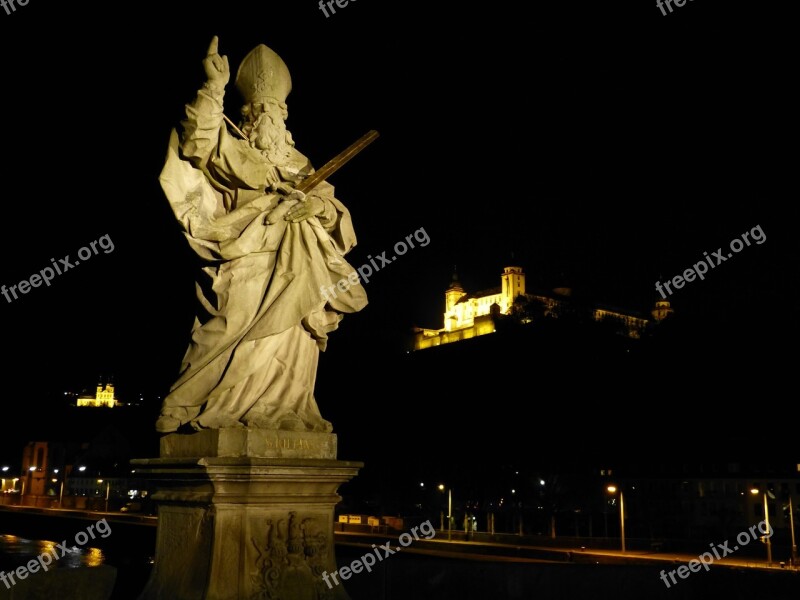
[77,381,120,408]
[605,463,800,544]
[21,441,67,497]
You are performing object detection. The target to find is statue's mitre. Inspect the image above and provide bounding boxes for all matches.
[235,44,292,105]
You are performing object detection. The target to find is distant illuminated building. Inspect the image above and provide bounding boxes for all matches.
[77,381,120,408]
[651,299,674,322]
[442,266,527,328]
[412,266,672,351]
[412,267,525,349]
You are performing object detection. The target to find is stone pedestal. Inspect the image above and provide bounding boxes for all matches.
[133,429,361,600]
[159,428,339,460]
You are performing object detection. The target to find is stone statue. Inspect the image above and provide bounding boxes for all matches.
[155,37,367,433]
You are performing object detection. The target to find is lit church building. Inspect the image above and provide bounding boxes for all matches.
[412,266,672,351]
[76,381,120,408]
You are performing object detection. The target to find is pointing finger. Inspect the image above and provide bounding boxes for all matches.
[207,35,219,56]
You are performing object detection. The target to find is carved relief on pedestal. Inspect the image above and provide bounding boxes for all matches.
[251,511,333,600]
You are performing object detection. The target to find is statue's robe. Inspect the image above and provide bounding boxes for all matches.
[156,85,366,432]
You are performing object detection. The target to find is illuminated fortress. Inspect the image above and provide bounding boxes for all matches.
[412,266,672,351]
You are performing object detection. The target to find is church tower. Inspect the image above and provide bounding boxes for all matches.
[501,266,525,313]
[445,271,465,312]
[443,270,466,332]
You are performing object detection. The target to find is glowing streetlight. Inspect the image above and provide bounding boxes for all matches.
[751,487,773,564]
[439,484,452,541]
[606,485,625,553]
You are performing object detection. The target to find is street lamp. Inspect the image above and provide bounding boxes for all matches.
[789,495,798,567]
[751,487,773,564]
[607,485,625,553]
[98,479,111,512]
[438,484,452,541]
[511,489,524,536]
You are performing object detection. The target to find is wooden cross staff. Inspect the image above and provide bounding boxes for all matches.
[221,115,379,193]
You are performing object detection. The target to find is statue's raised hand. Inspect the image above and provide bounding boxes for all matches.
[203,36,230,88]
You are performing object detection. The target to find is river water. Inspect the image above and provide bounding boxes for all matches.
[0,533,107,569]
[0,520,155,600]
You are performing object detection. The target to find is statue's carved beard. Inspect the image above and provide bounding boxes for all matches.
[246,114,295,166]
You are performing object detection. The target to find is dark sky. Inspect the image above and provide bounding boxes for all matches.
[0,2,794,467]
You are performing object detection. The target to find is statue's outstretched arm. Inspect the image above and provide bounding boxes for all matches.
[181,36,231,168]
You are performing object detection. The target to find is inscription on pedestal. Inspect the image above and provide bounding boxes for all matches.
[160,428,337,459]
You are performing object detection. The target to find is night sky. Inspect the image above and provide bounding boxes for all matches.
[0,1,794,475]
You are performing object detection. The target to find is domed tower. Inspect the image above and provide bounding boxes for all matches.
[445,270,465,313]
[652,298,674,321]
